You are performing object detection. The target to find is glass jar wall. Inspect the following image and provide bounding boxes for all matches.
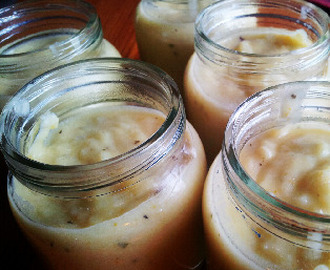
[203,81,330,269]
[184,0,329,164]
[0,0,121,109]
[135,0,213,91]
[0,58,207,270]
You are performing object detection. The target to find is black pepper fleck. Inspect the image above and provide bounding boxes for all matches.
[143,215,149,219]
[171,155,179,161]
[154,189,161,195]
[291,94,297,99]
[118,242,129,249]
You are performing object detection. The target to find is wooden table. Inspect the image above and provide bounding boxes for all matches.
[0,0,329,269]
[88,0,141,60]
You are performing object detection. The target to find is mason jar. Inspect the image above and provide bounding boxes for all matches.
[184,0,330,165]
[135,0,212,91]
[0,58,207,270]
[203,81,330,270]
[0,0,121,109]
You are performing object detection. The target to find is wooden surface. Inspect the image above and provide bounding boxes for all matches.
[0,0,329,269]
[88,0,141,59]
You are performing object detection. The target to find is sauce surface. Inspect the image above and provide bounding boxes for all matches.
[203,122,330,269]
[0,34,120,99]
[135,3,196,90]
[184,27,316,164]
[10,103,207,269]
[27,105,164,165]
[230,29,312,55]
[240,123,330,215]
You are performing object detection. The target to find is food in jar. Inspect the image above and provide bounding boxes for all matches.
[203,122,330,269]
[135,3,196,90]
[0,33,120,102]
[184,27,316,164]
[9,103,207,269]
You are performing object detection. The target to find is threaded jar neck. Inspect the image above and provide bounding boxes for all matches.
[222,81,330,248]
[0,0,103,72]
[0,58,185,198]
[195,0,329,77]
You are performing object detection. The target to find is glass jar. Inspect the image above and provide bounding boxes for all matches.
[135,0,212,91]
[0,0,121,109]
[184,0,329,165]
[203,81,330,270]
[0,58,207,270]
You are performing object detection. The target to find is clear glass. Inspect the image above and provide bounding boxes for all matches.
[0,58,207,270]
[0,0,121,109]
[135,0,213,91]
[184,0,330,165]
[203,81,330,269]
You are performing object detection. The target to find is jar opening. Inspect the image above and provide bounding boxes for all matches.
[195,0,329,64]
[0,0,101,66]
[0,58,185,196]
[223,81,330,232]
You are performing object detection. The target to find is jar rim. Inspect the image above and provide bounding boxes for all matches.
[195,0,329,62]
[223,81,330,227]
[0,58,184,196]
[0,0,101,63]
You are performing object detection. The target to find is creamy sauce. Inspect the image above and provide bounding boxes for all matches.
[184,28,319,164]
[0,33,120,101]
[27,106,162,166]
[231,29,312,55]
[203,123,330,269]
[1,33,120,57]
[240,123,330,215]
[135,3,196,90]
[10,104,207,269]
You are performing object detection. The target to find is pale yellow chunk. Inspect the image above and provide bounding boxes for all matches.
[235,29,312,55]
[27,105,165,165]
[240,123,330,215]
